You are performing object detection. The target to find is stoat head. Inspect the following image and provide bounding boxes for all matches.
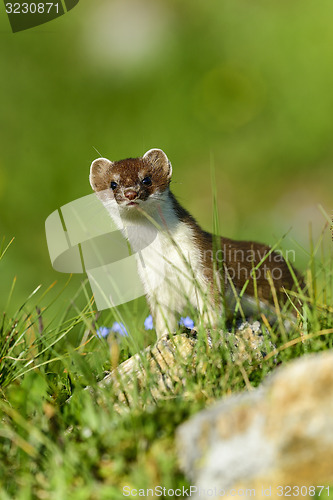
[89,148,172,211]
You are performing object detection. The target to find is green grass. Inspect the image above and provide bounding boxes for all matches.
[0,229,332,499]
[1,2,333,495]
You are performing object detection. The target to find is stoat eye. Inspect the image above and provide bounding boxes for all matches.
[110,181,118,190]
[142,176,152,186]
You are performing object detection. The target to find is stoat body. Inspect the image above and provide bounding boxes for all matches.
[90,148,300,338]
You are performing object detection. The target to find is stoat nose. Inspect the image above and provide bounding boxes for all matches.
[124,189,138,201]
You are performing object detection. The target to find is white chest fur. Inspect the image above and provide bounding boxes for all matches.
[134,216,210,335]
[136,220,202,308]
[102,193,211,336]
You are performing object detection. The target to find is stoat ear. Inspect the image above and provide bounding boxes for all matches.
[143,148,172,179]
[89,157,112,191]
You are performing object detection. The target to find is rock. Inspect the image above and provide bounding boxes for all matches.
[177,351,333,499]
[225,320,274,365]
[100,332,197,408]
[100,322,270,409]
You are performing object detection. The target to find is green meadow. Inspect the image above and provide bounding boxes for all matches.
[0,0,332,497]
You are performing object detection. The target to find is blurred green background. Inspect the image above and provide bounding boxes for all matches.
[0,0,332,312]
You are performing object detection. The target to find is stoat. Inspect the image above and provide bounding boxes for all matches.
[90,148,301,338]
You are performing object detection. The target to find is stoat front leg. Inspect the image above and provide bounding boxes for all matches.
[151,303,178,339]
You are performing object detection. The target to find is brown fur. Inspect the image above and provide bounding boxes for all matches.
[90,152,171,204]
[90,150,303,314]
[168,186,302,309]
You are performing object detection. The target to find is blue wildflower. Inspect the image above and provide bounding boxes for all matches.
[96,326,111,339]
[111,321,128,337]
[96,322,128,338]
[144,315,154,330]
[179,316,195,329]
